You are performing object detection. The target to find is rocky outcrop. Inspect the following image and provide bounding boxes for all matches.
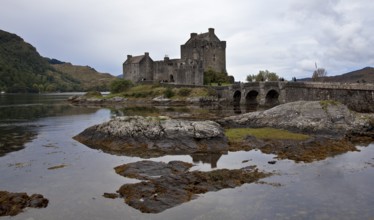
[219,101,374,136]
[108,160,270,213]
[0,191,48,216]
[73,116,228,157]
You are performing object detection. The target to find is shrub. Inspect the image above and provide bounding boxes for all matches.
[178,88,192,96]
[110,79,133,94]
[164,87,175,98]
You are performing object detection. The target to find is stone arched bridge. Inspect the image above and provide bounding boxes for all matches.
[215,82,374,113]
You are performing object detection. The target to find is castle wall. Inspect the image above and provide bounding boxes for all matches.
[153,58,178,82]
[181,42,226,74]
[175,62,204,85]
[123,28,226,85]
[139,57,154,81]
[123,54,153,82]
[202,41,226,73]
[180,28,226,74]
[123,63,139,82]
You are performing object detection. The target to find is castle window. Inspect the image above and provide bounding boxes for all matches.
[213,54,216,61]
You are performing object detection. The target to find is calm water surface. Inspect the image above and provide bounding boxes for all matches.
[0,93,373,220]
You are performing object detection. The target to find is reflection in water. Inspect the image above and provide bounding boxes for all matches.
[0,93,99,156]
[190,153,223,168]
[0,93,98,123]
[233,104,242,114]
[0,126,37,157]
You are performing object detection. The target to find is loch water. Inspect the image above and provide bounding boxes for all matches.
[0,93,373,220]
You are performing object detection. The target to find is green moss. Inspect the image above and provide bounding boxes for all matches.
[319,100,340,110]
[225,127,310,142]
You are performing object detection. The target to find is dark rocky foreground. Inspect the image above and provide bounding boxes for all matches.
[0,191,48,216]
[74,116,228,158]
[105,161,270,213]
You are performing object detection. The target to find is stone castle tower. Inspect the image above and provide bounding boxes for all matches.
[123,28,226,85]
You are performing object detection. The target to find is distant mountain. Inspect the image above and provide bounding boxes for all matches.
[0,29,116,93]
[324,67,374,83]
[298,67,374,83]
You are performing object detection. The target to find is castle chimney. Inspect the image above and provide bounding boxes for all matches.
[144,52,149,57]
[209,28,215,35]
[190,33,197,38]
[127,55,132,60]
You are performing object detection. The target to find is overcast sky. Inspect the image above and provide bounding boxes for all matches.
[1,0,373,81]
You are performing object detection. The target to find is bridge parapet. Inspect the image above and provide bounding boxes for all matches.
[285,82,374,90]
[218,81,374,112]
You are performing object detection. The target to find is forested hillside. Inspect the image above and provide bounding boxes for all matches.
[0,29,116,93]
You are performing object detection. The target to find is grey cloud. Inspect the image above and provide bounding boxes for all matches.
[0,0,372,80]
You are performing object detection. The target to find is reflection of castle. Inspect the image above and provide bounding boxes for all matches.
[123,28,227,85]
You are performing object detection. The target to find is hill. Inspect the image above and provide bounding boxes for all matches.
[324,67,374,83]
[0,29,116,93]
[299,67,374,83]
[52,63,116,91]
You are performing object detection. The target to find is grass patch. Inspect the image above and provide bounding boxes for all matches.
[109,84,220,100]
[319,100,340,110]
[84,91,102,98]
[225,127,310,142]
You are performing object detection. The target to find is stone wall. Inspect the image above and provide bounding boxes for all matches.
[283,82,374,112]
[220,82,374,112]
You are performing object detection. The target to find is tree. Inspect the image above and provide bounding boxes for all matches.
[203,69,230,85]
[246,70,279,82]
[312,68,327,82]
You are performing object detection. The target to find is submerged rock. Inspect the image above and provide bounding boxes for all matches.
[219,101,374,136]
[74,116,228,157]
[114,160,193,180]
[0,191,48,216]
[112,160,270,213]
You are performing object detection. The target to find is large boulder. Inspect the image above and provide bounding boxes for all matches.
[218,101,374,135]
[74,116,228,157]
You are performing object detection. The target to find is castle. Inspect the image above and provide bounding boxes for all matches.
[122,28,227,85]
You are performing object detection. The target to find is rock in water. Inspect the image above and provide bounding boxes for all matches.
[219,101,374,136]
[73,116,228,157]
[112,160,270,213]
[0,191,48,216]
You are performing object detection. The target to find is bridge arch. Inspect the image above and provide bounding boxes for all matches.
[245,90,259,105]
[265,89,279,106]
[233,90,241,105]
